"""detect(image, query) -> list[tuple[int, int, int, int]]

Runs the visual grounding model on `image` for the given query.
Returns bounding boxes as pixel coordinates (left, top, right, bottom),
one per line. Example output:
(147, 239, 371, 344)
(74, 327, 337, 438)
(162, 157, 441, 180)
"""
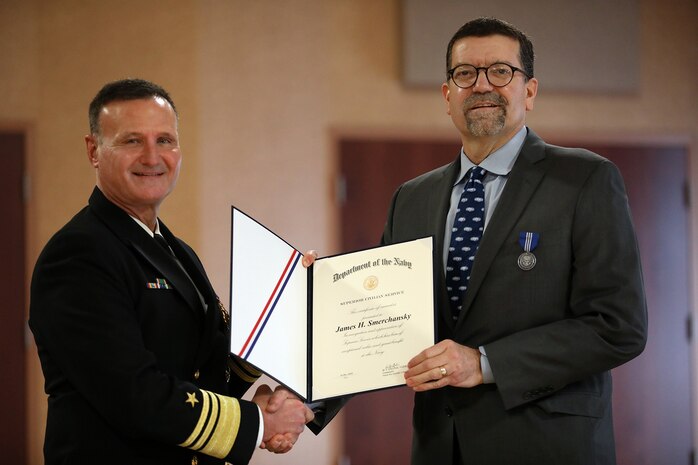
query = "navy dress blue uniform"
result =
(30, 187, 263, 465)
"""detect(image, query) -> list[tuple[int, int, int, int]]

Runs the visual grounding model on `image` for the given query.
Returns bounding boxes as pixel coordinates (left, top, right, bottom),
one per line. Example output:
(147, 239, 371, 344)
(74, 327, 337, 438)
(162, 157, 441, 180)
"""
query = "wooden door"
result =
(338, 138, 693, 465)
(0, 132, 27, 464)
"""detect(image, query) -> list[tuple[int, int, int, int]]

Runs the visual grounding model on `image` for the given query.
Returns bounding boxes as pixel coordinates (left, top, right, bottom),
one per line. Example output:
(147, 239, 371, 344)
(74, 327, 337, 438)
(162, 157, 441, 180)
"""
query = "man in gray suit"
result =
(388, 17, 647, 464)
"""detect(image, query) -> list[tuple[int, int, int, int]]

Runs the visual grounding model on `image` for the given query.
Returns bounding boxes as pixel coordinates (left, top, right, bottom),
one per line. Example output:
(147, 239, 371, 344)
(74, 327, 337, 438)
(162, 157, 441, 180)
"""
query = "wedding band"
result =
(439, 366, 447, 377)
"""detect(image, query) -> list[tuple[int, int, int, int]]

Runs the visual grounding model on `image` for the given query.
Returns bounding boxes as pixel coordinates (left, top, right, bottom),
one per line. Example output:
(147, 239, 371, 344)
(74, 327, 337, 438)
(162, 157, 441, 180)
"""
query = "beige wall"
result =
(1, 0, 696, 464)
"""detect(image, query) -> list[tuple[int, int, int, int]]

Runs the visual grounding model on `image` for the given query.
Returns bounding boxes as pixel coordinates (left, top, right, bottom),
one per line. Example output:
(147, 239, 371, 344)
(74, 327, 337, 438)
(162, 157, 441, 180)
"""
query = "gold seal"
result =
(363, 275, 379, 290)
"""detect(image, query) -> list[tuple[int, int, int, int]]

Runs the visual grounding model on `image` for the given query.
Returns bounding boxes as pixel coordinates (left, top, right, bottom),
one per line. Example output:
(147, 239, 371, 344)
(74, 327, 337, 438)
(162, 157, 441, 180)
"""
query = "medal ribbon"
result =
(518, 231, 539, 253)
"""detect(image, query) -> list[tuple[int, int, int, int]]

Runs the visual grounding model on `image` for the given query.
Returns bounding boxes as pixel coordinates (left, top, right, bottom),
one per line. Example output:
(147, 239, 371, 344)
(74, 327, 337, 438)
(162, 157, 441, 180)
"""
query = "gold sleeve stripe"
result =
(178, 390, 240, 459)
(199, 393, 241, 458)
(179, 390, 211, 448)
(190, 392, 220, 451)
(229, 358, 262, 383)
(239, 360, 263, 377)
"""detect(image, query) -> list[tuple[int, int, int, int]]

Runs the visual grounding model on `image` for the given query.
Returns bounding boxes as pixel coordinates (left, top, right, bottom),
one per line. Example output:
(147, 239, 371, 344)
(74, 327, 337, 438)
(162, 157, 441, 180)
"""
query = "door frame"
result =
(1, 122, 39, 465)
(0, 128, 28, 464)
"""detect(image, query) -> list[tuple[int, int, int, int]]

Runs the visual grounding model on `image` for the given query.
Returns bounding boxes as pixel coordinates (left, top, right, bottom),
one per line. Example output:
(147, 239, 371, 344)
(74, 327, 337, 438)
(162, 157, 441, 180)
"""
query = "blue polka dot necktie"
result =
(446, 166, 488, 320)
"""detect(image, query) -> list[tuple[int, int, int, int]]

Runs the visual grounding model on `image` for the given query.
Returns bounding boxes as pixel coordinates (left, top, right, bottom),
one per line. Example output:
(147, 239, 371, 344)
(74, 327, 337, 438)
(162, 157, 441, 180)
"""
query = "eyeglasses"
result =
(447, 63, 531, 89)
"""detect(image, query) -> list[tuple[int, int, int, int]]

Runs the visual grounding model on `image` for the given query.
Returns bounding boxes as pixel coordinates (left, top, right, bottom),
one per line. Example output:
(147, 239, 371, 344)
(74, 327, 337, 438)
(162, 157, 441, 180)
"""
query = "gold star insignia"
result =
(185, 392, 199, 408)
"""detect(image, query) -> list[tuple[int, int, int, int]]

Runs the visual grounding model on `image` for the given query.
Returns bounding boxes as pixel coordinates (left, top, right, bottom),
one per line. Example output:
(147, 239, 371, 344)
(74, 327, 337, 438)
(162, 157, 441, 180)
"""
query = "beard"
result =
(463, 93, 507, 137)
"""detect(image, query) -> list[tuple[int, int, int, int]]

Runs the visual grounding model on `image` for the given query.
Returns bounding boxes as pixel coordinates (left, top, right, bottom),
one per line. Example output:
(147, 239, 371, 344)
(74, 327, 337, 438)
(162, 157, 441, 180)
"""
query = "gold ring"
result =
(439, 366, 447, 377)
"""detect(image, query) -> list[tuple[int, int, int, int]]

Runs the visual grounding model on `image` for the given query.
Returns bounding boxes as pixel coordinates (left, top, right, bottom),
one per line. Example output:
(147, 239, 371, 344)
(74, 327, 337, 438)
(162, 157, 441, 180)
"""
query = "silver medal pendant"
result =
(517, 251, 536, 271)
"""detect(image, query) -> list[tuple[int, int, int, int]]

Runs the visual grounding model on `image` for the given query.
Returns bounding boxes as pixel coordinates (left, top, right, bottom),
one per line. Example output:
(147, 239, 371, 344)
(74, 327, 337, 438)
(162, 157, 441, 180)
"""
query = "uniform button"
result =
(445, 407, 453, 417)
(191, 454, 198, 465)
(193, 370, 200, 380)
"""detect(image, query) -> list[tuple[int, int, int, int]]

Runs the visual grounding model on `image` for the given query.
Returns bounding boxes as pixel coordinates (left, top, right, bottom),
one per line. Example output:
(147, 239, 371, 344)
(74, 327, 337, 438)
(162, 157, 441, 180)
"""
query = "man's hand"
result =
(301, 250, 318, 268)
(404, 339, 483, 391)
(252, 385, 314, 453)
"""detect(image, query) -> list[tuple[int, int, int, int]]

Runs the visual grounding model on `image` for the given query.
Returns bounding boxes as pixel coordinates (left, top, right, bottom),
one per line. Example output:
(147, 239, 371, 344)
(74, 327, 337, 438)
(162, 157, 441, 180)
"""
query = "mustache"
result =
(463, 93, 508, 110)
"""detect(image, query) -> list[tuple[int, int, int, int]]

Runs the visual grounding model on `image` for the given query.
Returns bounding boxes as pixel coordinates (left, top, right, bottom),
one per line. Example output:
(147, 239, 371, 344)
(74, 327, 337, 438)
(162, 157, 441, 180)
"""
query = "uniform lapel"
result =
(456, 131, 548, 324)
(89, 188, 223, 373)
(159, 221, 223, 369)
(88, 188, 205, 316)
(134, 241, 205, 316)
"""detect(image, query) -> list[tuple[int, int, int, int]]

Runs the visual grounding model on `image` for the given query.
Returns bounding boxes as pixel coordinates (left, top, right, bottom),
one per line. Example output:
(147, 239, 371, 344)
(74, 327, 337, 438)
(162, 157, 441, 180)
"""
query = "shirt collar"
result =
(130, 215, 161, 238)
(454, 126, 528, 186)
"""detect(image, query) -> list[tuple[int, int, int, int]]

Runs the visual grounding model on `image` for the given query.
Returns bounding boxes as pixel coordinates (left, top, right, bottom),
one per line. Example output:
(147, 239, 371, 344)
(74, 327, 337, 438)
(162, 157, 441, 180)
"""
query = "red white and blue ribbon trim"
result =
(237, 249, 302, 359)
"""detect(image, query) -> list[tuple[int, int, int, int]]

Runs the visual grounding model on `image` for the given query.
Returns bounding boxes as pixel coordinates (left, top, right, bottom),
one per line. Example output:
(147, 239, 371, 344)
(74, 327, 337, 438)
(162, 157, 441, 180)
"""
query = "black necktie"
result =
(154, 233, 175, 257)
(154, 233, 208, 312)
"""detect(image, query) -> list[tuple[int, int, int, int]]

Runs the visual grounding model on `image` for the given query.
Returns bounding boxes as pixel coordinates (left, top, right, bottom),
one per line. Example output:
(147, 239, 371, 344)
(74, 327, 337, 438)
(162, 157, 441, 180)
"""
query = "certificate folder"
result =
(230, 207, 435, 402)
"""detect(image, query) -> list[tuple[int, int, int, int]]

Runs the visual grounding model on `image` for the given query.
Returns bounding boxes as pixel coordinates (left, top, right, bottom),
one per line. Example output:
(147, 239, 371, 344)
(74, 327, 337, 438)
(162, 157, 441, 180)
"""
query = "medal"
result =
(517, 251, 537, 270)
(517, 231, 539, 271)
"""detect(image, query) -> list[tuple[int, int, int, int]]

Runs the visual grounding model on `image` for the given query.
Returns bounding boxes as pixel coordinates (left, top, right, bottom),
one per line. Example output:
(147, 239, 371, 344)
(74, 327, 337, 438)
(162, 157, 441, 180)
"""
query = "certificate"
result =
(229, 208, 435, 402)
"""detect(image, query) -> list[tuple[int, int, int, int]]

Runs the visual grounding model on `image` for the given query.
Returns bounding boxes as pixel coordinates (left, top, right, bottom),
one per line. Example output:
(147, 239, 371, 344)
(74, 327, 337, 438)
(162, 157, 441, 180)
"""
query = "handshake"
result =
(252, 384, 315, 454)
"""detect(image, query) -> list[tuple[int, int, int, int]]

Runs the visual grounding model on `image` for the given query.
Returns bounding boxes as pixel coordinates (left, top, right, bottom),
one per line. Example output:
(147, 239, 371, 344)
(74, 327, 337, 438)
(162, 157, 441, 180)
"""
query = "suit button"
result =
(445, 407, 453, 417)
(194, 370, 200, 380)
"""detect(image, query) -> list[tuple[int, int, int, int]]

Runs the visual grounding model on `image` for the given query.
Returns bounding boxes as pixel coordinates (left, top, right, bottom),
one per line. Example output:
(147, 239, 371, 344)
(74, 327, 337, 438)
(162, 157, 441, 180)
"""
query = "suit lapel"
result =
(429, 158, 462, 332)
(456, 131, 548, 324)
(430, 162, 459, 259)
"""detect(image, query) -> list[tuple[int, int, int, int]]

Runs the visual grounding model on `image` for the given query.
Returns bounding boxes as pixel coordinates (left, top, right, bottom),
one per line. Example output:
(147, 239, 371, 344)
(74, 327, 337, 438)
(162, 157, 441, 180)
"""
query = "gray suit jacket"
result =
(381, 129, 647, 465)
